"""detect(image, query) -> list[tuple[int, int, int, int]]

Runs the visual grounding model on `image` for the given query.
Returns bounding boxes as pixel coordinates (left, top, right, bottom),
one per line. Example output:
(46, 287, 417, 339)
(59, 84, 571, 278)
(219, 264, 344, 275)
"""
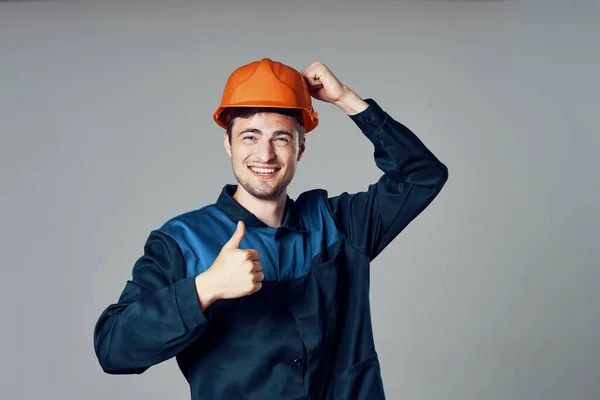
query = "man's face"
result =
(224, 112, 305, 200)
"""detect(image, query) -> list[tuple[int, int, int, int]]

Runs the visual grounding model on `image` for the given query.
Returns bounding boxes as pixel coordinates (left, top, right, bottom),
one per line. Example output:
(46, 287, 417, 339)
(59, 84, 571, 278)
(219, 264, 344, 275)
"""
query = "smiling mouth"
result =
(248, 166, 280, 177)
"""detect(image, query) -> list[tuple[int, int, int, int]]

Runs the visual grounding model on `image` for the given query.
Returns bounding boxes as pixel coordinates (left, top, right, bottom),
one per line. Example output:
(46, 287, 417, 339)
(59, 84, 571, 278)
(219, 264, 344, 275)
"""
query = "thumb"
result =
(224, 220, 245, 249)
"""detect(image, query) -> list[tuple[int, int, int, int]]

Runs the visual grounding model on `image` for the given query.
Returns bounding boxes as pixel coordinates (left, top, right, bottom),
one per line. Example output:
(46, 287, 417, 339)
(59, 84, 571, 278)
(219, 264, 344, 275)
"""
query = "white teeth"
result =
(251, 167, 277, 174)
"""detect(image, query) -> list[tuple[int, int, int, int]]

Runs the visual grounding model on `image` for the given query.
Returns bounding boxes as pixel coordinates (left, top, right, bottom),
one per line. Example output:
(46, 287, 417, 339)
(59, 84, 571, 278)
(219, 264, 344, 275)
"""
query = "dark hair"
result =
(225, 107, 305, 144)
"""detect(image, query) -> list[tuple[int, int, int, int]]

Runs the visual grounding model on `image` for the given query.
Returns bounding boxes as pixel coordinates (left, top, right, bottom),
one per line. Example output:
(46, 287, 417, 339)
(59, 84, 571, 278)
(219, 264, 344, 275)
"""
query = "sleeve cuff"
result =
(348, 98, 387, 135)
(175, 275, 208, 332)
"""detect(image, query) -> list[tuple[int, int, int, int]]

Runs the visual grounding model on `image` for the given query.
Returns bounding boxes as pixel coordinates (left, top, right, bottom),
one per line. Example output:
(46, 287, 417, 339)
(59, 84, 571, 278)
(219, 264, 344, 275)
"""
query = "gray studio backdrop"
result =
(1, 0, 598, 399)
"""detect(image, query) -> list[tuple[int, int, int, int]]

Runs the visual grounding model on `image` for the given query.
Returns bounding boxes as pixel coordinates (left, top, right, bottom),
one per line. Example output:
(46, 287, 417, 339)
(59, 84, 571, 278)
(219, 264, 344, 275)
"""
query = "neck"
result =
(233, 186, 288, 228)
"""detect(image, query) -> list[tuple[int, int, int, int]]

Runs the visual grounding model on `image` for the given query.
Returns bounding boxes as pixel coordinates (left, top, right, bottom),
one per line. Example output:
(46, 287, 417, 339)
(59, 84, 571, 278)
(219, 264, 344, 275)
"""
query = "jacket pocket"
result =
(336, 352, 386, 400)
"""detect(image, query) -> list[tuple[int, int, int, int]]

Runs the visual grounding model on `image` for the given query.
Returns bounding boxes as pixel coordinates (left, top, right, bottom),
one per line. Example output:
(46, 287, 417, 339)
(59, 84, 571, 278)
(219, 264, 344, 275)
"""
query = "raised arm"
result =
(326, 91, 448, 260)
(299, 62, 448, 261)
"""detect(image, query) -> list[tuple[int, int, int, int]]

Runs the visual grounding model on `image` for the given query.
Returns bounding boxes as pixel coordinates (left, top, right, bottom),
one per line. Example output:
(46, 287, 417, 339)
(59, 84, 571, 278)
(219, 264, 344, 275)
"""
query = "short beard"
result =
(233, 167, 291, 200)
(235, 175, 289, 200)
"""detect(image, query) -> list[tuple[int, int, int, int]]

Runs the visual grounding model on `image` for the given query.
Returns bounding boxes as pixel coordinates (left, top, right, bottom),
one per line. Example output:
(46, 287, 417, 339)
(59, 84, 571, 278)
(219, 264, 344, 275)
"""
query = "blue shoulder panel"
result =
(157, 189, 343, 282)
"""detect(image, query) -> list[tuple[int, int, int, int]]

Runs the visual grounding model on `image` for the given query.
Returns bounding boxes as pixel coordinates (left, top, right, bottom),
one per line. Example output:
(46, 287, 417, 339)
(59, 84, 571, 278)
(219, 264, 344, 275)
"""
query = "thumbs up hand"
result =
(195, 221, 264, 309)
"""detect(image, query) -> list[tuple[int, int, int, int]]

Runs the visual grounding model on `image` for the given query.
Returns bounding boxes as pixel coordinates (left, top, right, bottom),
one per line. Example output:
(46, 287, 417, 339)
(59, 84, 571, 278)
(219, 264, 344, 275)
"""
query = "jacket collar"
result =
(215, 184, 306, 233)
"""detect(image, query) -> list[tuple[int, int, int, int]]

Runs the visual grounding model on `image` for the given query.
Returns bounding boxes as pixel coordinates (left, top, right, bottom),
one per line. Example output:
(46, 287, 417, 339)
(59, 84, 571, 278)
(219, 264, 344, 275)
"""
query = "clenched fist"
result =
(300, 61, 348, 104)
(195, 221, 264, 311)
(300, 61, 369, 116)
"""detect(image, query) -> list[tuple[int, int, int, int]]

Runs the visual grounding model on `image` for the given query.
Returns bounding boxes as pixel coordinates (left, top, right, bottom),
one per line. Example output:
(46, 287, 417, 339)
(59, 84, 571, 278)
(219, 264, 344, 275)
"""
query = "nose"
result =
(255, 137, 276, 162)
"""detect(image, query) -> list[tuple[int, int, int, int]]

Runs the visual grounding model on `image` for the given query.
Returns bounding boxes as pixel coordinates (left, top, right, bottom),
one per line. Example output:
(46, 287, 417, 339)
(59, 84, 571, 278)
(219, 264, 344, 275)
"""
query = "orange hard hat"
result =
(212, 58, 319, 133)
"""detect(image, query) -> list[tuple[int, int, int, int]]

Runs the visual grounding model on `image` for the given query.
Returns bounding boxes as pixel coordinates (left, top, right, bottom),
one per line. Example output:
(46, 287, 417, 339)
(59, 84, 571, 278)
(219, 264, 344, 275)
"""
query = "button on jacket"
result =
(93, 98, 449, 399)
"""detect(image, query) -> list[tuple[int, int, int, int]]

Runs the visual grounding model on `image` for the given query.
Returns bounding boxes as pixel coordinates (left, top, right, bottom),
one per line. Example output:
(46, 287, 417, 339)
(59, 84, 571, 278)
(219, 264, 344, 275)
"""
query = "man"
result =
(94, 58, 448, 399)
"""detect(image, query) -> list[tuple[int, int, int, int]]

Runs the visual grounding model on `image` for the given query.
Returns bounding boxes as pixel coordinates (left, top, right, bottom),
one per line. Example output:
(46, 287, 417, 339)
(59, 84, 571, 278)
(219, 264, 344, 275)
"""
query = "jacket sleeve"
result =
(326, 98, 449, 261)
(93, 230, 209, 374)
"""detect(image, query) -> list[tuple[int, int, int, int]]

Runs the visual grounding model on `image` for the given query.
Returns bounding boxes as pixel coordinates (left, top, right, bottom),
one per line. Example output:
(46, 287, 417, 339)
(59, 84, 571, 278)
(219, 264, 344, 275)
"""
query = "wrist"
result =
(334, 87, 369, 116)
(195, 271, 219, 311)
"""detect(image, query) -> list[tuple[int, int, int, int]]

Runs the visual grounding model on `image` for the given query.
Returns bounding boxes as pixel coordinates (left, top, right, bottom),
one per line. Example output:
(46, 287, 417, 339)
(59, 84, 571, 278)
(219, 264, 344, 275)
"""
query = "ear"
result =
(224, 130, 232, 158)
(297, 135, 306, 162)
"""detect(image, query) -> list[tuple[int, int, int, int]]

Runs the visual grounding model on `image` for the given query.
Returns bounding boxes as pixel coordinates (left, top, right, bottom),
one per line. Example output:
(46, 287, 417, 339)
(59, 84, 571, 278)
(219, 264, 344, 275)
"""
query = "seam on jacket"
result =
(375, 182, 415, 259)
(155, 229, 188, 278)
(320, 189, 370, 260)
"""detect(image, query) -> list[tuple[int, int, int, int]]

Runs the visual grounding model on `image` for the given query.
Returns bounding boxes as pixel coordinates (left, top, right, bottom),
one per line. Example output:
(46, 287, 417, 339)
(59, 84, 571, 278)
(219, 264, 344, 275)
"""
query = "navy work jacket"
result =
(94, 98, 449, 399)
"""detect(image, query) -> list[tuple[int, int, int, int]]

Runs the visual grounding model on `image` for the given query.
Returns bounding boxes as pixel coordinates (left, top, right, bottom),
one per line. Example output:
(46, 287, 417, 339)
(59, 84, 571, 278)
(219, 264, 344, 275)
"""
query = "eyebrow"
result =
(237, 128, 294, 139)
